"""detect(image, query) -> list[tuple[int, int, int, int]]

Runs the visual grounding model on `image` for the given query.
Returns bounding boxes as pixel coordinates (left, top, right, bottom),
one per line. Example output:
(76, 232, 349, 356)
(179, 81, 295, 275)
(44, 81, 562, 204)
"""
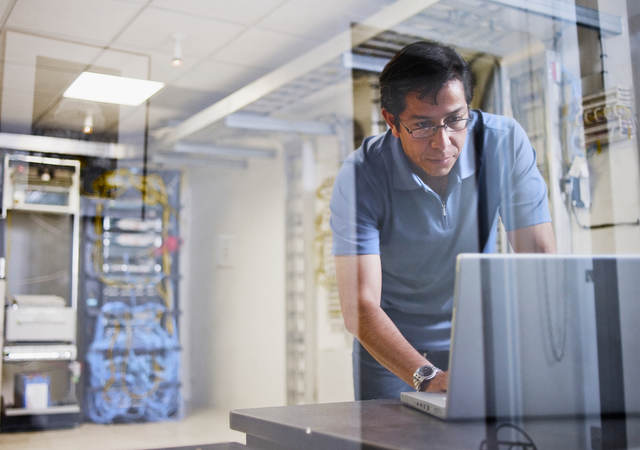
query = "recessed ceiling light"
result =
(63, 72, 165, 106)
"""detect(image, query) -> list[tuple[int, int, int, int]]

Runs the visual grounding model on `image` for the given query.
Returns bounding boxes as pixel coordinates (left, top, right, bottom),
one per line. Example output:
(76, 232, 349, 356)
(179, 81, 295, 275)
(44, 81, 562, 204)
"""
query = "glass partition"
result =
(0, 0, 638, 448)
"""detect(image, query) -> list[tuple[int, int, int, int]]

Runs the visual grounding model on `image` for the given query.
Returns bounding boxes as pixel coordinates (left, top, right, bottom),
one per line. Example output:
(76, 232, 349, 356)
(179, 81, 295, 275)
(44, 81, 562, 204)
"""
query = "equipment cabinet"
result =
(0, 154, 81, 431)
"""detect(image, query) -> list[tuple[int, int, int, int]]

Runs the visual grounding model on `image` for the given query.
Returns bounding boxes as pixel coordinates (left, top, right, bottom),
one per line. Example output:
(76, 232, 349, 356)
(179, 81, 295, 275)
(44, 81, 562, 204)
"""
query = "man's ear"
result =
(381, 108, 401, 138)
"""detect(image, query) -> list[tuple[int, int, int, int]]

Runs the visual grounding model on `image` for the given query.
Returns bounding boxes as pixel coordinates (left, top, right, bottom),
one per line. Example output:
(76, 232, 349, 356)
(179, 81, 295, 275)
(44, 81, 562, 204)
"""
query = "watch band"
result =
(412, 364, 440, 391)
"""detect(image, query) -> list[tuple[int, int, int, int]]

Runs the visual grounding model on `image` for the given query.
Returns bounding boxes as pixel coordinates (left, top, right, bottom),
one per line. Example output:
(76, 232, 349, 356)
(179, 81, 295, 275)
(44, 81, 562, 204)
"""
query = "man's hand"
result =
(425, 370, 449, 393)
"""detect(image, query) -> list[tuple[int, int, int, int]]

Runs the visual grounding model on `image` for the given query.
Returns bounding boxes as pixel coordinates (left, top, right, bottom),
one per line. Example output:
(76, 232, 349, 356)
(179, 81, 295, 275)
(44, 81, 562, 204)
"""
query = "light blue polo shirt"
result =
(330, 110, 551, 351)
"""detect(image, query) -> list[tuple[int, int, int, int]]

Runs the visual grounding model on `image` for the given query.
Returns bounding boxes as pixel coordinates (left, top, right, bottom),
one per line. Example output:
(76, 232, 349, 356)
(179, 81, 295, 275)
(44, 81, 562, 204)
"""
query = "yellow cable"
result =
(92, 169, 176, 405)
(102, 317, 122, 404)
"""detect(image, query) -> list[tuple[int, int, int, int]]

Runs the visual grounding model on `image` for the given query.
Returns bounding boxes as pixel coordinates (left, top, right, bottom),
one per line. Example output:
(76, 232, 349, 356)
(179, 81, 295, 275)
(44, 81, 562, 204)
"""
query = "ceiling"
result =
(0, 0, 623, 160)
(0, 0, 396, 145)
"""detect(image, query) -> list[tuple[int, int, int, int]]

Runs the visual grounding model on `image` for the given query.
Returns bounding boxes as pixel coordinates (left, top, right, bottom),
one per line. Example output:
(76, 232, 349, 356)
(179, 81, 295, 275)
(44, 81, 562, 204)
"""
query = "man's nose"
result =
(430, 126, 449, 150)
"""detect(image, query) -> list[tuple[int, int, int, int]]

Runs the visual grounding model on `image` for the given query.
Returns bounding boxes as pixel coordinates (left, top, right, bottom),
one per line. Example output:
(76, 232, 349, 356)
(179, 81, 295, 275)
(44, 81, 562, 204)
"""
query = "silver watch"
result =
(412, 364, 440, 391)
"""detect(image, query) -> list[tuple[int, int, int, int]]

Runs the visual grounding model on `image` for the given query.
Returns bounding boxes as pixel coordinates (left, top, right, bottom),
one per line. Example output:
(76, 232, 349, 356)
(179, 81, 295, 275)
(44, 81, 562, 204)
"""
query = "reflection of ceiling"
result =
(159, 0, 623, 145)
(0, 0, 623, 157)
(32, 56, 120, 140)
(0, 0, 396, 136)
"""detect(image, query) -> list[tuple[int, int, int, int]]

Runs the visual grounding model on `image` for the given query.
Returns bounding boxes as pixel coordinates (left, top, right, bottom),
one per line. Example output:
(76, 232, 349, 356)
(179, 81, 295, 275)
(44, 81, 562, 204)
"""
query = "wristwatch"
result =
(412, 364, 440, 391)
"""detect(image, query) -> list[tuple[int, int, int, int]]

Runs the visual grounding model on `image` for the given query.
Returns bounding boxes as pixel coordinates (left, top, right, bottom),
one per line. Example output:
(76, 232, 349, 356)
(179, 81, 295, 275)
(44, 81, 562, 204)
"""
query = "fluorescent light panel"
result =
(174, 142, 276, 159)
(64, 72, 165, 106)
(153, 152, 248, 169)
(225, 113, 334, 135)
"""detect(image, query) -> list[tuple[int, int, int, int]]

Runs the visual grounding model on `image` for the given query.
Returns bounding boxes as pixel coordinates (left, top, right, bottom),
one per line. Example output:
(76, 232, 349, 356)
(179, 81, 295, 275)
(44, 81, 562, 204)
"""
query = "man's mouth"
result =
(426, 156, 453, 164)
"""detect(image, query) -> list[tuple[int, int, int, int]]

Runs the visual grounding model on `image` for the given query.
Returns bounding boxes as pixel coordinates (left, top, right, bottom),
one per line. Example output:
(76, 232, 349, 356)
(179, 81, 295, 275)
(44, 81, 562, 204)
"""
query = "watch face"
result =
(419, 365, 436, 378)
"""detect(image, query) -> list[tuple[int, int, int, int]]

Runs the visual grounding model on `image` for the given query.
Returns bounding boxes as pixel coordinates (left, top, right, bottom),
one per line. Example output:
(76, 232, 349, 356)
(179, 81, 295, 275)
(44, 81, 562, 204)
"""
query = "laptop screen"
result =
(446, 254, 640, 421)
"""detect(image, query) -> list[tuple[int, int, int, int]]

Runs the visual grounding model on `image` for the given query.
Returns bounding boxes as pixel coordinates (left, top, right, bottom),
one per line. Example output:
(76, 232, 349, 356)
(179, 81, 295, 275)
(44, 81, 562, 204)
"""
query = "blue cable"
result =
(86, 301, 180, 423)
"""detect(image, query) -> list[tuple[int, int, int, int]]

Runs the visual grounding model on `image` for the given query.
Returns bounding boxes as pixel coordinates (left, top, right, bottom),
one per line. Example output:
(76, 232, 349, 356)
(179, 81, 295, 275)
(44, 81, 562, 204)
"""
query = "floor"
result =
(0, 408, 245, 450)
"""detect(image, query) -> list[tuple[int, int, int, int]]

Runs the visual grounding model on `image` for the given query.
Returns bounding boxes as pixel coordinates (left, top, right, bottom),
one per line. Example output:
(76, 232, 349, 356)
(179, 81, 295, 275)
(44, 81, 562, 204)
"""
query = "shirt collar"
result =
(389, 110, 479, 191)
(390, 132, 421, 190)
(458, 109, 478, 180)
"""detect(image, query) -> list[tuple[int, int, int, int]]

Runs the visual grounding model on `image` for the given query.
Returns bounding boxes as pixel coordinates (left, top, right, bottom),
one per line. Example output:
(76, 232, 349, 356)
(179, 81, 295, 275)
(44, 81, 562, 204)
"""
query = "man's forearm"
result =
(335, 254, 447, 392)
(354, 300, 431, 388)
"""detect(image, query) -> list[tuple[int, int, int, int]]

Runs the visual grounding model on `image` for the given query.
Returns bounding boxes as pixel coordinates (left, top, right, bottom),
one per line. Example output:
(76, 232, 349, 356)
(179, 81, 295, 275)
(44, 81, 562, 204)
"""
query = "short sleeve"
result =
(330, 159, 381, 255)
(499, 121, 552, 231)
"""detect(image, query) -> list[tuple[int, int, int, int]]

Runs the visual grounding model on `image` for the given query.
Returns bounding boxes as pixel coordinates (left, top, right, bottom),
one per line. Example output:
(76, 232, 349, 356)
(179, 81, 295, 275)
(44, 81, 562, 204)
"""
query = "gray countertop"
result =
(231, 399, 639, 449)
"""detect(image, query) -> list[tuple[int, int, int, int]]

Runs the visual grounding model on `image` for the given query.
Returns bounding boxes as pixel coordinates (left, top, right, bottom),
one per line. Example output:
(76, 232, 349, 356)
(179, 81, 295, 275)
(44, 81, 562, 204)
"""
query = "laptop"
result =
(401, 254, 640, 420)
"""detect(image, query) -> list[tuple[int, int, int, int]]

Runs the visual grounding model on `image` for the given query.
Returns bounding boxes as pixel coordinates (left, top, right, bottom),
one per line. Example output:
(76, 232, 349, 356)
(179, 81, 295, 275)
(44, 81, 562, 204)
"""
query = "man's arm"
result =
(335, 254, 447, 392)
(507, 222, 556, 253)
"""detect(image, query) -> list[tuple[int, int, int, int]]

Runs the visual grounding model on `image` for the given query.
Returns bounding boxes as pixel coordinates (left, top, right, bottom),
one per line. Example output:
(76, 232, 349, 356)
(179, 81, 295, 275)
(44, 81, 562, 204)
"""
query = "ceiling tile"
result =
(0, 0, 12, 17)
(213, 27, 316, 70)
(150, 85, 224, 116)
(258, 0, 396, 40)
(172, 59, 265, 93)
(114, 6, 245, 58)
(147, 104, 186, 131)
(151, 0, 283, 26)
(258, 1, 351, 41)
(7, 0, 143, 46)
(324, 0, 398, 22)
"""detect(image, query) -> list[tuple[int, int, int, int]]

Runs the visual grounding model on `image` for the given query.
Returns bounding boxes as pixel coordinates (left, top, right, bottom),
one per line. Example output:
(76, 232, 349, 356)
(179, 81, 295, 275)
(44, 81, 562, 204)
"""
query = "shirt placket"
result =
(435, 177, 462, 229)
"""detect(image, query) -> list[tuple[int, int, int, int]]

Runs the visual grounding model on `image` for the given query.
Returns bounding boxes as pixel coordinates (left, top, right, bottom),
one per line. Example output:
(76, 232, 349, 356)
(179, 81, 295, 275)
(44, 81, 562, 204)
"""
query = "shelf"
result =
(86, 381, 181, 393)
(4, 203, 77, 215)
(84, 307, 181, 318)
(4, 404, 80, 416)
(87, 345, 181, 354)
(3, 344, 77, 362)
(0, 132, 137, 159)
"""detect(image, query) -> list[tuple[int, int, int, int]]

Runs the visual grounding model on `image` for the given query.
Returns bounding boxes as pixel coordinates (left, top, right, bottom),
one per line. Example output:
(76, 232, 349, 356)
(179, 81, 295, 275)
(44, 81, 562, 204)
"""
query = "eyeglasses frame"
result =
(398, 107, 472, 139)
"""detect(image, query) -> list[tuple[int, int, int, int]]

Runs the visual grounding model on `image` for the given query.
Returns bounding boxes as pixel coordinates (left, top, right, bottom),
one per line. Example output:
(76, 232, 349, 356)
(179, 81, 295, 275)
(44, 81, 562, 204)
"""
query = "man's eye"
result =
(416, 122, 434, 129)
(446, 116, 464, 123)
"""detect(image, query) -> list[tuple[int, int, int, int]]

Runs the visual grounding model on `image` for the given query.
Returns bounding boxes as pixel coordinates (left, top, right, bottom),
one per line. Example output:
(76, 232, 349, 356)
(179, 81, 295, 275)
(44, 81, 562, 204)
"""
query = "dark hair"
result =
(379, 41, 474, 120)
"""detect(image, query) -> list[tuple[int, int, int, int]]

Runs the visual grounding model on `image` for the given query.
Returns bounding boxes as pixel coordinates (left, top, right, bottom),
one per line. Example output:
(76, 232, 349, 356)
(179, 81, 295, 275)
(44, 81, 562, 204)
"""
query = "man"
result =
(330, 41, 556, 400)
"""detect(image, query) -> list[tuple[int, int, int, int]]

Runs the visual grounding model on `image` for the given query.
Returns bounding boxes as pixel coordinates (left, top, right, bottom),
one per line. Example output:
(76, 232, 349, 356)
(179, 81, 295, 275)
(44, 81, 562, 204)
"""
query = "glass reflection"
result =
(0, 1, 637, 449)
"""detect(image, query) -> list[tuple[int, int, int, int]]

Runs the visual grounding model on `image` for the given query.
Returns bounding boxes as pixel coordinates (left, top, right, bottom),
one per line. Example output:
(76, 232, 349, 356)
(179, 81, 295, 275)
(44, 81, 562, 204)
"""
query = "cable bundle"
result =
(86, 301, 180, 423)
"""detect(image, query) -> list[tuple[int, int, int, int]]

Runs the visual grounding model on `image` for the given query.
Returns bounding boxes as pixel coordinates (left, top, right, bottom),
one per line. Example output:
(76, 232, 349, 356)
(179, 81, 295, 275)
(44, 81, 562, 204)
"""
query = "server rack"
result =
(79, 168, 182, 423)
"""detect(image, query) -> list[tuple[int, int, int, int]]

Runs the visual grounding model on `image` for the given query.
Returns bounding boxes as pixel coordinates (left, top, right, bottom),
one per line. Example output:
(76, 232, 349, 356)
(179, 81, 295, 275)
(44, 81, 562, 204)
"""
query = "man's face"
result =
(382, 79, 469, 179)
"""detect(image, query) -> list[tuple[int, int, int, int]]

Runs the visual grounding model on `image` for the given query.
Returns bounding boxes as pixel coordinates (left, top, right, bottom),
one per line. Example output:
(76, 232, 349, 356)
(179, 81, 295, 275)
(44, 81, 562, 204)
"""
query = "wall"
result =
(312, 133, 354, 403)
(181, 152, 287, 411)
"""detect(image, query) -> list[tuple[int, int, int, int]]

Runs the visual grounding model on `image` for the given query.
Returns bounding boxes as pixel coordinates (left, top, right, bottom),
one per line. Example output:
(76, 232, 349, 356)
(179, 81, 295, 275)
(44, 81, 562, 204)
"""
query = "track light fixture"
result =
(172, 33, 184, 67)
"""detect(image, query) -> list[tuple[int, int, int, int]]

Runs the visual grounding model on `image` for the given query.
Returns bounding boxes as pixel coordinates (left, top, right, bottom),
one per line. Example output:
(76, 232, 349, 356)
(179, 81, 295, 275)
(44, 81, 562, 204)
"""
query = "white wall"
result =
(312, 134, 355, 403)
(181, 153, 287, 411)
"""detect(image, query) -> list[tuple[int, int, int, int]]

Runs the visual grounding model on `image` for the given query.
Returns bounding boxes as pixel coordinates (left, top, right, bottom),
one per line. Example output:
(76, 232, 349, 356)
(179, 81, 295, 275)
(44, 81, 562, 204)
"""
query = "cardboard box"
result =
(14, 373, 50, 409)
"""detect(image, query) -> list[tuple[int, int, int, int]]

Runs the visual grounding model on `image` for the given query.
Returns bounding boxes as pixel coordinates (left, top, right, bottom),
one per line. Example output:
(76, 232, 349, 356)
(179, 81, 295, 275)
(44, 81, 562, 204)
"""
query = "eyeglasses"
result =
(399, 112, 471, 139)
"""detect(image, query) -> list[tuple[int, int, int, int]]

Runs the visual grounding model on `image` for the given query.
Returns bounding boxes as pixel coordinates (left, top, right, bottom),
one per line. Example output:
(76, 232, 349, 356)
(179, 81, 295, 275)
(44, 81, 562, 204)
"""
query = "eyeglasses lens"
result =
(412, 119, 469, 138)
